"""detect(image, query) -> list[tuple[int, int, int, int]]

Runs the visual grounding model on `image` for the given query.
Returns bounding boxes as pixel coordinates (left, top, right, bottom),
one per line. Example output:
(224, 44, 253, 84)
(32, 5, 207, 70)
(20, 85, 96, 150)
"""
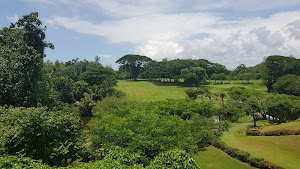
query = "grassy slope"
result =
(116, 80, 267, 102)
(222, 121, 300, 169)
(116, 80, 188, 101)
(261, 120, 300, 132)
(194, 146, 255, 169)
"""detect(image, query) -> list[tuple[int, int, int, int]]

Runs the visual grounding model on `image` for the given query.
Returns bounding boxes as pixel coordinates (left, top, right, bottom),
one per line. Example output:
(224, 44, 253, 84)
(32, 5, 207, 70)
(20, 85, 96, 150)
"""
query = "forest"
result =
(1, 12, 300, 169)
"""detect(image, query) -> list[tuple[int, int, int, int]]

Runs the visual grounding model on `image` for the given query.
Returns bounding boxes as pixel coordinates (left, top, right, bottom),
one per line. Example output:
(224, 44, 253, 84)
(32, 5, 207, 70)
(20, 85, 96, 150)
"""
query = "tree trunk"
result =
(252, 113, 257, 127)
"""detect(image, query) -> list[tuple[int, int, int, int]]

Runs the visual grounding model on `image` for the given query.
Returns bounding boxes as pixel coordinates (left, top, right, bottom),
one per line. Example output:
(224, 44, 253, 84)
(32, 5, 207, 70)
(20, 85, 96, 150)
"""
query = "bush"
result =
(246, 129, 300, 136)
(147, 149, 199, 169)
(0, 107, 83, 166)
(0, 156, 51, 169)
(213, 141, 283, 169)
(245, 129, 263, 136)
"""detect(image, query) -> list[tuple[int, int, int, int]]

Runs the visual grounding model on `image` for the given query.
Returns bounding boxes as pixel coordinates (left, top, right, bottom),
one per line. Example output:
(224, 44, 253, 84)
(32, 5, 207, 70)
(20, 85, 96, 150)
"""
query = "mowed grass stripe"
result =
(116, 80, 188, 101)
(194, 146, 255, 169)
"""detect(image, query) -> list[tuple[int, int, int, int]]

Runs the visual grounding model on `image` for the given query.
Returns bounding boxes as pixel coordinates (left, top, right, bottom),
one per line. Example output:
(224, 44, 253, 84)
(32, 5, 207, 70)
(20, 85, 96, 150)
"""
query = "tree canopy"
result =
(116, 54, 152, 80)
(0, 12, 53, 107)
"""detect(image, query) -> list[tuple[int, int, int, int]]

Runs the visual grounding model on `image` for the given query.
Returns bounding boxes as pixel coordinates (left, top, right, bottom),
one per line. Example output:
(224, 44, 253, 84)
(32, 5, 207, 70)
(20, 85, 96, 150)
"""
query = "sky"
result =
(1, 0, 300, 70)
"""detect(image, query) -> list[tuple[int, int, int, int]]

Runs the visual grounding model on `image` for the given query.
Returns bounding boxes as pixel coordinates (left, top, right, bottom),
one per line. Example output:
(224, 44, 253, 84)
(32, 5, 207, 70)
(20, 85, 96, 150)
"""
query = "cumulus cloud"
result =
(134, 40, 184, 60)
(23, 0, 300, 69)
(287, 20, 300, 39)
(45, 12, 220, 43)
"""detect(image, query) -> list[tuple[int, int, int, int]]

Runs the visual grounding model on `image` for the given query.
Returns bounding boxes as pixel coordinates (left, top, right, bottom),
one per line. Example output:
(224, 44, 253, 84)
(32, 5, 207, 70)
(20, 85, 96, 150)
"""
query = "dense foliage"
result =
(89, 97, 229, 167)
(0, 12, 53, 107)
(116, 54, 152, 80)
(0, 107, 83, 166)
(263, 55, 300, 92)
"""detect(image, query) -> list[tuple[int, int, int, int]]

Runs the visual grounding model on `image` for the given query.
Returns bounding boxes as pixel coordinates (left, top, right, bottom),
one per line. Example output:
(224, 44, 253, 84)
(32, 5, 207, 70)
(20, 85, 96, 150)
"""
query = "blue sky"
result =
(1, 0, 300, 69)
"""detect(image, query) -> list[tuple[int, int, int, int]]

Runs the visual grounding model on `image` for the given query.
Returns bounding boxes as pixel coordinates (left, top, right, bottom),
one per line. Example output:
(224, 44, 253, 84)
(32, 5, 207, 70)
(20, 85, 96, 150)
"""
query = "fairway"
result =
(194, 146, 255, 169)
(222, 123, 300, 169)
(116, 80, 188, 101)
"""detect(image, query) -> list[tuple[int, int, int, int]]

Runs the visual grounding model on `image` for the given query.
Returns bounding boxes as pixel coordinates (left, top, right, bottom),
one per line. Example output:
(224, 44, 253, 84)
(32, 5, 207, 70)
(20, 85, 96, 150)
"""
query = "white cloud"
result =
(287, 20, 300, 40)
(6, 14, 19, 23)
(192, 0, 300, 11)
(84, 0, 178, 18)
(45, 12, 220, 43)
(131, 11, 300, 69)
(23, 0, 300, 69)
(134, 40, 184, 60)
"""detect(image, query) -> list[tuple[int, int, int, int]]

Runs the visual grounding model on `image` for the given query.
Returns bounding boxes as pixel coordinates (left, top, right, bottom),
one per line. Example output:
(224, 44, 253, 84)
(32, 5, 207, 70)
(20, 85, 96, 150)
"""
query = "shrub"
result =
(0, 107, 83, 166)
(246, 129, 300, 136)
(147, 149, 200, 169)
(245, 129, 263, 136)
(0, 156, 51, 169)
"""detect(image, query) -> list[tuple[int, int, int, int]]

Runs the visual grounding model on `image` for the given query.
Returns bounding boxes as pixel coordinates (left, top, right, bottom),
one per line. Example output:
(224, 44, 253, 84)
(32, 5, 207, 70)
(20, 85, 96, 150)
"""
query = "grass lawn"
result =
(260, 120, 300, 132)
(207, 82, 267, 94)
(116, 80, 267, 101)
(194, 146, 255, 169)
(222, 122, 300, 169)
(116, 80, 188, 101)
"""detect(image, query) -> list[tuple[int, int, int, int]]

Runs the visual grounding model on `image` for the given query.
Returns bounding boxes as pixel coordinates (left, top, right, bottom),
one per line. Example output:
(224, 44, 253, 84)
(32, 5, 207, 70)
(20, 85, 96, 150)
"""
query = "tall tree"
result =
(116, 54, 152, 80)
(0, 12, 53, 107)
(263, 55, 300, 92)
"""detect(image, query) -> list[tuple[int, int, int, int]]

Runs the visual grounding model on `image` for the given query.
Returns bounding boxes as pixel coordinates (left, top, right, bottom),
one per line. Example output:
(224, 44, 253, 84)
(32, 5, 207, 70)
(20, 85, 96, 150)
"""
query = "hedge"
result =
(246, 129, 300, 136)
(213, 141, 283, 169)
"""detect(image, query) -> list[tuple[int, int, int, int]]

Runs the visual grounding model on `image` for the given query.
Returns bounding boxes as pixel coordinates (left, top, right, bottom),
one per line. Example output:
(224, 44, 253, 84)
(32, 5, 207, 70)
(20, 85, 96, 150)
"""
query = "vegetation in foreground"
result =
(1, 12, 300, 169)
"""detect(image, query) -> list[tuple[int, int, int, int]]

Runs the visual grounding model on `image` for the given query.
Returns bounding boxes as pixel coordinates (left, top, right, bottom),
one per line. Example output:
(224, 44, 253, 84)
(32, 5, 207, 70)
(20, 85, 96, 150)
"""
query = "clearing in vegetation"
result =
(116, 80, 267, 101)
(116, 80, 188, 101)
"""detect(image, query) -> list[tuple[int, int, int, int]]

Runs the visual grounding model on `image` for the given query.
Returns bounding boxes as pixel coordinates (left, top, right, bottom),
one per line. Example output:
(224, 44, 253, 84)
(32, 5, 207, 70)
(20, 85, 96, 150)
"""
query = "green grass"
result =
(116, 80, 188, 101)
(194, 146, 255, 169)
(222, 122, 300, 169)
(260, 121, 300, 132)
(116, 80, 267, 101)
(207, 82, 267, 94)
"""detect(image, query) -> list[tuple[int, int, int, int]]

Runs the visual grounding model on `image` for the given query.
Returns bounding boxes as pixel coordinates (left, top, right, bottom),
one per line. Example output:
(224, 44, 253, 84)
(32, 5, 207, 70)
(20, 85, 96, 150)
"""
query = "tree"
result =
(244, 97, 262, 127)
(232, 64, 247, 76)
(0, 107, 83, 166)
(211, 73, 226, 84)
(181, 67, 206, 86)
(263, 55, 300, 92)
(228, 86, 251, 103)
(272, 74, 300, 96)
(0, 12, 53, 107)
(264, 94, 296, 122)
(238, 73, 253, 84)
(116, 54, 152, 80)
(51, 76, 74, 104)
(219, 92, 226, 105)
